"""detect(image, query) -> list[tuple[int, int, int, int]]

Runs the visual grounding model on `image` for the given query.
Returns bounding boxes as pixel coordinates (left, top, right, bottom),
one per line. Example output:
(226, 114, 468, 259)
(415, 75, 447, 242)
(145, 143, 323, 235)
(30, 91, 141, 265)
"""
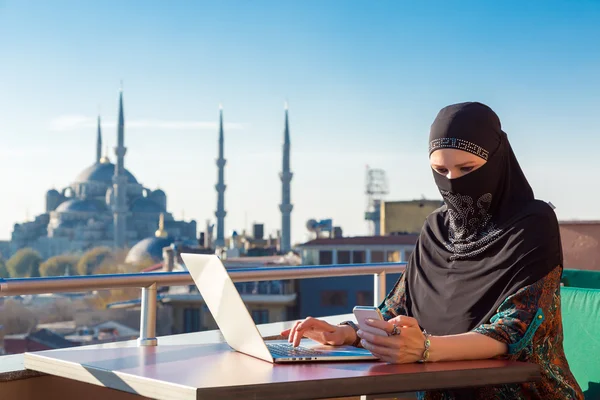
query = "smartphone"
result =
(353, 306, 389, 337)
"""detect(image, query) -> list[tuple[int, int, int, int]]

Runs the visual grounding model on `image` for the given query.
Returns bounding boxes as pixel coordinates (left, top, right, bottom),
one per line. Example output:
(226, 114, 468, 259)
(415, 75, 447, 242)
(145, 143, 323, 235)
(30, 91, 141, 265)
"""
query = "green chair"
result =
(561, 286, 600, 399)
(561, 269, 600, 290)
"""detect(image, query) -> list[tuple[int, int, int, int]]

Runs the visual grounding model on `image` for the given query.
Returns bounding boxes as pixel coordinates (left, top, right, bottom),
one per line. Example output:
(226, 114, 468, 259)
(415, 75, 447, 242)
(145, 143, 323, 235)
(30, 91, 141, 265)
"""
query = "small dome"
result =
(131, 197, 163, 213)
(75, 162, 137, 184)
(46, 189, 60, 196)
(125, 237, 174, 264)
(55, 199, 107, 213)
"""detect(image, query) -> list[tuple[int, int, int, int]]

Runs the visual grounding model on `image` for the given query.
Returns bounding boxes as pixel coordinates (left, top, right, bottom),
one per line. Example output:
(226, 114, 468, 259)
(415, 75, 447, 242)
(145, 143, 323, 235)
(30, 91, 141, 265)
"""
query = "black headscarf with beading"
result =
(402, 102, 562, 335)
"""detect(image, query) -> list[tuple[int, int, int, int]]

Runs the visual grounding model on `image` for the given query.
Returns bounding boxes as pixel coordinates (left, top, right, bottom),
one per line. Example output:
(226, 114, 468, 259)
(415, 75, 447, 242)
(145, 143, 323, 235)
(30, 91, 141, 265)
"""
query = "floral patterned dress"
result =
(378, 266, 583, 399)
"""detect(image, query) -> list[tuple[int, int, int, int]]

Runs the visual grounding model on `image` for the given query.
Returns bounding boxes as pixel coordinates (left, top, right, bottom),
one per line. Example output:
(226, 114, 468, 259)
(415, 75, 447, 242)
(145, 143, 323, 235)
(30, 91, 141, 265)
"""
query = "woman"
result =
(282, 102, 583, 399)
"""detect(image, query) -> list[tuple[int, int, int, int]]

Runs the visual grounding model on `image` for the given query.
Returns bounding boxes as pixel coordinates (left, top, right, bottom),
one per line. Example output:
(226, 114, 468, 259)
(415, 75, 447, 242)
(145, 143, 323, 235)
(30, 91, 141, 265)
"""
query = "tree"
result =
(0, 256, 9, 278)
(0, 299, 38, 334)
(39, 255, 80, 277)
(86, 248, 148, 309)
(6, 248, 42, 278)
(76, 246, 113, 275)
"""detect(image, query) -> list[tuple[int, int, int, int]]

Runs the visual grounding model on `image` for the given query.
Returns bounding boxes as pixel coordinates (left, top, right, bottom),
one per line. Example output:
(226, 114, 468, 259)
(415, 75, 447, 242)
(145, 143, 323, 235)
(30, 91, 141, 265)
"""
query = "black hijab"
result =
(402, 102, 562, 335)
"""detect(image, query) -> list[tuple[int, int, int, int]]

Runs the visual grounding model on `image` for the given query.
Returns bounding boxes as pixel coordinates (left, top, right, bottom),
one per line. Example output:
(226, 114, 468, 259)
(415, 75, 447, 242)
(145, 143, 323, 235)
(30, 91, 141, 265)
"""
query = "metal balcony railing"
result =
(0, 262, 406, 347)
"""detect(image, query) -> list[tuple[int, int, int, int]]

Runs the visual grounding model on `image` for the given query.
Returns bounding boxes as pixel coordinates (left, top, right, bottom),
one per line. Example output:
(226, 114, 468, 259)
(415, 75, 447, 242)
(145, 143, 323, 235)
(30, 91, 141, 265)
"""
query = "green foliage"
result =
(0, 256, 9, 278)
(77, 246, 114, 275)
(6, 248, 42, 278)
(39, 255, 80, 277)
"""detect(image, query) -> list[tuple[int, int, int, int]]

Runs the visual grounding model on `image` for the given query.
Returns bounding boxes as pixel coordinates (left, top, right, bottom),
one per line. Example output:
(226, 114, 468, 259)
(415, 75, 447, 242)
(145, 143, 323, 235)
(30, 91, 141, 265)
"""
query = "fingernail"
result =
(361, 339, 366, 346)
(366, 318, 374, 323)
(357, 329, 363, 336)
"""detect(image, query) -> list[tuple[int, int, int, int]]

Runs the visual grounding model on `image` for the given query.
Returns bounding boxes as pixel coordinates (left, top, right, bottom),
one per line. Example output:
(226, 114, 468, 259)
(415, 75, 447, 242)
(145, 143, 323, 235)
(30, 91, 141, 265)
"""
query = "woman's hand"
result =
(281, 317, 355, 347)
(358, 315, 426, 364)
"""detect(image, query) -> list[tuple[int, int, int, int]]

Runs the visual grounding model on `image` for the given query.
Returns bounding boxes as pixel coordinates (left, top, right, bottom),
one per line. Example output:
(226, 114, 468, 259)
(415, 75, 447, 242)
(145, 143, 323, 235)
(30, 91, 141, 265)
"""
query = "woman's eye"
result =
(460, 166, 474, 172)
(435, 168, 448, 174)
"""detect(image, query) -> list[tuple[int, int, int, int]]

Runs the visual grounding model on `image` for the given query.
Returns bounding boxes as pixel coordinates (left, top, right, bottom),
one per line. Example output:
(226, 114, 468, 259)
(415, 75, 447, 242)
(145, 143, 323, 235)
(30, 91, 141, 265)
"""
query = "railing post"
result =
(374, 271, 386, 307)
(137, 283, 158, 346)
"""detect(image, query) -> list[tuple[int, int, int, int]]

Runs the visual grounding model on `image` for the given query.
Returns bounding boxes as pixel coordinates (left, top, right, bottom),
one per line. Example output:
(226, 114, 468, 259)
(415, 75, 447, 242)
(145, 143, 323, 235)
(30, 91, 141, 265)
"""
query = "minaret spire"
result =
(112, 86, 128, 249)
(96, 115, 103, 163)
(214, 104, 227, 248)
(279, 101, 293, 253)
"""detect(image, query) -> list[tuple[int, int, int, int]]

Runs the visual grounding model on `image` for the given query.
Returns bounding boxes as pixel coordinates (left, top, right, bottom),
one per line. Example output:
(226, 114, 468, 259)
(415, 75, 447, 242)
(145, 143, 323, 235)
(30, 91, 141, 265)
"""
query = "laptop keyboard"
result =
(267, 343, 324, 357)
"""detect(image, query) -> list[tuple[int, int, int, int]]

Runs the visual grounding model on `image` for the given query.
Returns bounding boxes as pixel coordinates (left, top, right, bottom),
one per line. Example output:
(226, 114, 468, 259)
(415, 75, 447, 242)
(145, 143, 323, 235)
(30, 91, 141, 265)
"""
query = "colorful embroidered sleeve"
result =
(420, 266, 583, 399)
(469, 266, 583, 400)
(378, 272, 408, 320)
(473, 266, 561, 354)
(472, 269, 556, 354)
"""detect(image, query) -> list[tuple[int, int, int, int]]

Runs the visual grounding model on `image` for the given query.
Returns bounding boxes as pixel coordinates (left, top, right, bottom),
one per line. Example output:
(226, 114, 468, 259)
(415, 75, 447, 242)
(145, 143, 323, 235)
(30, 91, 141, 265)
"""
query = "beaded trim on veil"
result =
(429, 138, 489, 160)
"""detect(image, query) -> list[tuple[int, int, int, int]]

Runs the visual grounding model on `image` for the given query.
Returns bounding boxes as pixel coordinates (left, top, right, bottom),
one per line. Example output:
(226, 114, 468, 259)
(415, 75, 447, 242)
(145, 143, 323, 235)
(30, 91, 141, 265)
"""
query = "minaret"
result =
(279, 102, 293, 253)
(112, 86, 128, 249)
(96, 115, 102, 163)
(214, 104, 227, 248)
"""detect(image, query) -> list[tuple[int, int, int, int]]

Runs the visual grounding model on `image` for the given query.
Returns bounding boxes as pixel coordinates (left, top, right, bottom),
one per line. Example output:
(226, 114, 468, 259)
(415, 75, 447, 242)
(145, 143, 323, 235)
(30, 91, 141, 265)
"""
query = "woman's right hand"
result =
(280, 317, 356, 347)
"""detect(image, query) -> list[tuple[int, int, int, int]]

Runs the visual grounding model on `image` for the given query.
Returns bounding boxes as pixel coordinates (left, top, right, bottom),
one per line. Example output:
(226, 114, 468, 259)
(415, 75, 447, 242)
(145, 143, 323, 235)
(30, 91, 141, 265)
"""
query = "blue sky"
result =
(0, 0, 599, 244)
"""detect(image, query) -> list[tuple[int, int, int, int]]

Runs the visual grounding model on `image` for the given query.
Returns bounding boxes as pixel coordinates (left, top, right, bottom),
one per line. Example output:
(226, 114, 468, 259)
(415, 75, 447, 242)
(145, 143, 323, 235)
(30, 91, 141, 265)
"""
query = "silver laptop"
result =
(181, 253, 377, 363)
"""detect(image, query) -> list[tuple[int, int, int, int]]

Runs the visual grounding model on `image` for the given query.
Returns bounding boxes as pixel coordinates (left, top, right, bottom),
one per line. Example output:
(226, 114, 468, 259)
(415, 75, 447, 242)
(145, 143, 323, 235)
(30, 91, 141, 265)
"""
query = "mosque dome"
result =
(125, 236, 174, 264)
(75, 161, 137, 184)
(56, 220, 79, 229)
(55, 199, 108, 213)
(131, 197, 164, 213)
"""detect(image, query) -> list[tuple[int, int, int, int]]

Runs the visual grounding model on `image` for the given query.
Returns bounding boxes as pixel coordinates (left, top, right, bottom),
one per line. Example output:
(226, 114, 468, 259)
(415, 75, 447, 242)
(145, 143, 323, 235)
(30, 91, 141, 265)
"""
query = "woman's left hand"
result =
(358, 316, 426, 364)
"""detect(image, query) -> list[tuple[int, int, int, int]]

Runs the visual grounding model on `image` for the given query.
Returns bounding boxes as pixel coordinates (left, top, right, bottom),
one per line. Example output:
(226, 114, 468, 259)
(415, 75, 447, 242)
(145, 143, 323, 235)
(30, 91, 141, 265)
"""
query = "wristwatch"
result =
(339, 320, 361, 347)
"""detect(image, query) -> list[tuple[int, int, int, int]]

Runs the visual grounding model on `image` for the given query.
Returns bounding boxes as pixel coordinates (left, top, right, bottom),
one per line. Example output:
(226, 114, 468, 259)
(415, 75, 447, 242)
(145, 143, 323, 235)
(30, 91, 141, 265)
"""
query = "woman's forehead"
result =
(429, 148, 485, 164)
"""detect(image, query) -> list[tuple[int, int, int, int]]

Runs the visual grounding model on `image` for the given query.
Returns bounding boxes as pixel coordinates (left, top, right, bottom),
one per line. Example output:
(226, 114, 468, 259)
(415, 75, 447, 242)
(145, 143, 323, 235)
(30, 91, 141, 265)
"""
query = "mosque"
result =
(8, 89, 294, 265)
(9, 90, 198, 261)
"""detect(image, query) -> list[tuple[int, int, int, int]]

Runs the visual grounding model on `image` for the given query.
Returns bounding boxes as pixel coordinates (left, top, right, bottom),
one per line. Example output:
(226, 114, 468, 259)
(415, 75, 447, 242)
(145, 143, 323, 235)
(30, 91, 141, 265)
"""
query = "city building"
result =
(8, 90, 197, 259)
(115, 245, 301, 334)
(294, 235, 417, 318)
(3, 329, 79, 354)
(0, 241, 9, 259)
(298, 234, 418, 265)
(3, 320, 139, 355)
(6, 98, 297, 262)
(380, 199, 443, 235)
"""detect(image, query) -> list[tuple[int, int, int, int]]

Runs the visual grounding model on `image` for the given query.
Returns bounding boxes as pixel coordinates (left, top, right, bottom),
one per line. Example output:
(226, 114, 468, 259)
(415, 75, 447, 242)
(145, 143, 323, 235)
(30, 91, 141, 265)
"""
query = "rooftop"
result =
(299, 234, 419, 247)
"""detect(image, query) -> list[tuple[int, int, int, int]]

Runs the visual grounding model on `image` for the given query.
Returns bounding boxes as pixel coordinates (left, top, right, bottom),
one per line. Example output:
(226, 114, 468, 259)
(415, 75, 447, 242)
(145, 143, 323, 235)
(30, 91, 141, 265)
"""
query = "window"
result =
(356, 291, 374, 306)
(321, 290, 348, 307)
(270, 280, 283, 294)
(319, 250, 333, 265)
(183, 307, 201, 333)
(251, 309, 269, 324)
(352, 250, 366, 264)
(387, 251, 400, 262)
(234, 282, 245, 293)
(337, 250, 351, 264)
(302, 249, 318, 265)
(371, 251, 385, 263)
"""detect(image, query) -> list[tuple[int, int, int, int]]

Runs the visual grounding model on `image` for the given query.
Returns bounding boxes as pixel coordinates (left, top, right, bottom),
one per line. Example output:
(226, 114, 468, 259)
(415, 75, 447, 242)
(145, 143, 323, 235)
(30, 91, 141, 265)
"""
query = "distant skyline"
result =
(1, 0, 599, 244)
